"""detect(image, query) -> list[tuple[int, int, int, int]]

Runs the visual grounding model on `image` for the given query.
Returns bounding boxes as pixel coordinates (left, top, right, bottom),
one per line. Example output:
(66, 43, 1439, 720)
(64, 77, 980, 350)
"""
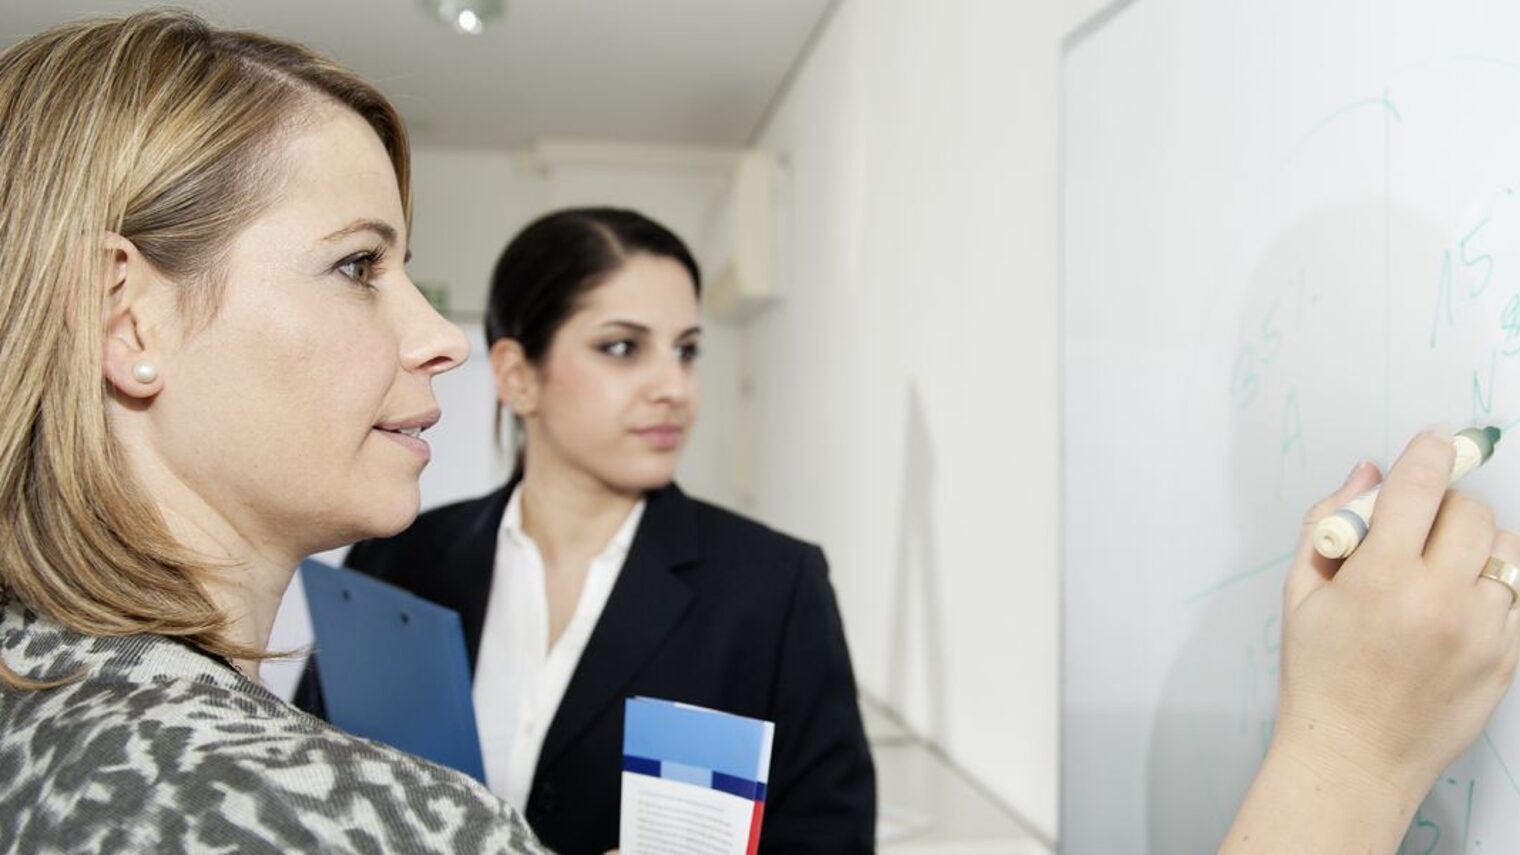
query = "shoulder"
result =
(652, 488, 828, 602)
(681, 491, 825, 569)
(215, 710, 538, 851)
(11, 670, 541, 853)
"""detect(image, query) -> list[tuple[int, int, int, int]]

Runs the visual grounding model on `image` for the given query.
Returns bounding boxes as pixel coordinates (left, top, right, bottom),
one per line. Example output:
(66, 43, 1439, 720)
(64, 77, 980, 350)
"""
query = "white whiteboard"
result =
(1064, 1, 1520, 852)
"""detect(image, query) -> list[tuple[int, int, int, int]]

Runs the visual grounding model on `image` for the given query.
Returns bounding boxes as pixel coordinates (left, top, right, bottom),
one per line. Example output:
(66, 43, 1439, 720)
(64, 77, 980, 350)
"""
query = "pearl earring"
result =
(131, 361, 158, 384)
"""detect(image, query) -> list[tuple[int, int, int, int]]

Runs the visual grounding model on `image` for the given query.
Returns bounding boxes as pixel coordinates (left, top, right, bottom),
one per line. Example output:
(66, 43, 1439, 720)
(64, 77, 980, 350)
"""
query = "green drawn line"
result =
(1462, 777, 1474, 854)
(1278, 96, 1403, 176)
(1184, 550, 1295, 604)
(1482, 730, 1520, 799)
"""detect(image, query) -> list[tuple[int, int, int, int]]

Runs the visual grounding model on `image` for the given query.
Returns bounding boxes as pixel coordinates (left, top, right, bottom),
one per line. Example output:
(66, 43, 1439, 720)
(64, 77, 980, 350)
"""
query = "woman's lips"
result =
(375, 427, 432, 461)
(634, 426, 684, 451)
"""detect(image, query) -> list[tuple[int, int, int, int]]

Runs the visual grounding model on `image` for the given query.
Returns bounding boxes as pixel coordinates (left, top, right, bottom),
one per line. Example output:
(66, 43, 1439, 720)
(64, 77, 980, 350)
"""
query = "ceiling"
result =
(0, 0, 834, 147)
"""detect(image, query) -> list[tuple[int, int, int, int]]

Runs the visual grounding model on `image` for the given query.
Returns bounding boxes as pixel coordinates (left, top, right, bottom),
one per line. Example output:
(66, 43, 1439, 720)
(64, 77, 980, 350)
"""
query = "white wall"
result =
(745, 0, 1106, 838)
(409, 148, 546, 326)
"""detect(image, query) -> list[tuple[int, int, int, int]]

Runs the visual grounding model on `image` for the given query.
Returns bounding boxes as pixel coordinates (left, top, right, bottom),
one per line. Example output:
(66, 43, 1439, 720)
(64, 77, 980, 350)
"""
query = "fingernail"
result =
(1346, 459, 1368, 483)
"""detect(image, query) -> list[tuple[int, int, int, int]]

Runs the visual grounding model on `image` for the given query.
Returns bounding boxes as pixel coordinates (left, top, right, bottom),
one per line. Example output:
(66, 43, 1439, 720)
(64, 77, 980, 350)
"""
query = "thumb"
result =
(1284, 459, 1384, 611)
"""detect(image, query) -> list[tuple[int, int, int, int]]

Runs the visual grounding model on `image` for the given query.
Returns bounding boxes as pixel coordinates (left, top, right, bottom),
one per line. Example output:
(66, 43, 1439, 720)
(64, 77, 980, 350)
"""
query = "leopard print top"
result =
(0, 591, 551, 854)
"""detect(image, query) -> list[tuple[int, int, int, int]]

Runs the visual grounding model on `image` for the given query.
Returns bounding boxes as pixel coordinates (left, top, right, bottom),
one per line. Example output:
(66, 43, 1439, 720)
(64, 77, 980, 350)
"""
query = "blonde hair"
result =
(0, 10, 411, 687)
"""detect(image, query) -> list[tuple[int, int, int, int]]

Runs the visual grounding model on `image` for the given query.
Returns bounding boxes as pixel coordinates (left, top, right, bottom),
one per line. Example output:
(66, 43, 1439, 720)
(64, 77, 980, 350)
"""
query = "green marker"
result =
(1313, 426, 1502, 559)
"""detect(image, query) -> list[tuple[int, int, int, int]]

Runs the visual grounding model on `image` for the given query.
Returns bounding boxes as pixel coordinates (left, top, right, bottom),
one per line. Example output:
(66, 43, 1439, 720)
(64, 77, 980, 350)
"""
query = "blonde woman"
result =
(0, 11, 546, 853)
(0, 11, 1514, 855)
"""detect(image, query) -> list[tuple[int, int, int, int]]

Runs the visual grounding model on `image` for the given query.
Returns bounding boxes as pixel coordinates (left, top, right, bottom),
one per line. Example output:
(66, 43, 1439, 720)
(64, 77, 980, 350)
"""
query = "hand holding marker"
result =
(1313, 426, 1502, 559)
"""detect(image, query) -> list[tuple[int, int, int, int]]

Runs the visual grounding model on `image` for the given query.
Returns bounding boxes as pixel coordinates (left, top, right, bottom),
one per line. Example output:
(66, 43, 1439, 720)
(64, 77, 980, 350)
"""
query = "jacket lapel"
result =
(437, 480, 515, 672)
(534, 483, 700, 774)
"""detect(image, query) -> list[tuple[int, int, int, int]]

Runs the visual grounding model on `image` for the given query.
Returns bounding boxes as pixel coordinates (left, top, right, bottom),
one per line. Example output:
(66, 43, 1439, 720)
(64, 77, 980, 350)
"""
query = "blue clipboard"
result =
(300, 558, 485, 781)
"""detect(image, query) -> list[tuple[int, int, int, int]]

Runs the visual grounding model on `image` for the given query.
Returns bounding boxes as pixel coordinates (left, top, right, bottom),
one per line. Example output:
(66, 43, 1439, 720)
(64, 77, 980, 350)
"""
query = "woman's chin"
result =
(368, 501, 422, 539)
(605, 468, 677, 496)
(332, 489, 422, 544)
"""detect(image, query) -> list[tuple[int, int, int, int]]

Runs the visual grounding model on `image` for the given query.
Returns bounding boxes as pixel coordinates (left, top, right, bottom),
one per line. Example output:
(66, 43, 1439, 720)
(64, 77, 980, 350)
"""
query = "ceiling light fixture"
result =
(421, 0, 504, 36)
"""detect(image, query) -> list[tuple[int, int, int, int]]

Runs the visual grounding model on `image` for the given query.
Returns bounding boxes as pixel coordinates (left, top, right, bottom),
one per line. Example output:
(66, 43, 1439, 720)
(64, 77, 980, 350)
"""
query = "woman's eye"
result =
(678, 342, 701, 362)
(601, 340, 636, 358)
(336, 253, 378, 287)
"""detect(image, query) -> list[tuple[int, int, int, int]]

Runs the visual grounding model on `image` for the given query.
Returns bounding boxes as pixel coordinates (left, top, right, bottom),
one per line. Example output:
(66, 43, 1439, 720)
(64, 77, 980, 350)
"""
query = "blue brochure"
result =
(300, 558, 485, 782)
(621, 697, 775, 855)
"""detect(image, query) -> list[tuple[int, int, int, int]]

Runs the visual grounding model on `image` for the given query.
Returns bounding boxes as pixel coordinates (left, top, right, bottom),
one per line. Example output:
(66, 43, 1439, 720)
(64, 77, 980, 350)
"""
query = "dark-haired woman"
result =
(298, 207, 877, 854)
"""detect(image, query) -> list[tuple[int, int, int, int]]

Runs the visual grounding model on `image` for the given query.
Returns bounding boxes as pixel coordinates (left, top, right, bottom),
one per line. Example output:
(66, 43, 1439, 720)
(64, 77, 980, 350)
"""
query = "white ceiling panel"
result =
(0, 0, 833, 146)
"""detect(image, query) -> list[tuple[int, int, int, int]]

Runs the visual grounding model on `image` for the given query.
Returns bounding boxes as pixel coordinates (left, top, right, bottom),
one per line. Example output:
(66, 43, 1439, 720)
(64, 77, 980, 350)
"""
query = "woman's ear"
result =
(489, 338, 539, 417)
(99, 232, 167, 400)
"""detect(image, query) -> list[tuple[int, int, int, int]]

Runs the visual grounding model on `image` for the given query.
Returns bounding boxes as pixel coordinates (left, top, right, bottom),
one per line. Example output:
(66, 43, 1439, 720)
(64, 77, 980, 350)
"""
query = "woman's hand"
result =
(1223, 431, 1520, 854)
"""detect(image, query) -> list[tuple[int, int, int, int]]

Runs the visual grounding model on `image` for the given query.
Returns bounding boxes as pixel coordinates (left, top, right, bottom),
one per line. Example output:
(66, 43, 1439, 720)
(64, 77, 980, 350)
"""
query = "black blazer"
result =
(295, 481, 876, 854)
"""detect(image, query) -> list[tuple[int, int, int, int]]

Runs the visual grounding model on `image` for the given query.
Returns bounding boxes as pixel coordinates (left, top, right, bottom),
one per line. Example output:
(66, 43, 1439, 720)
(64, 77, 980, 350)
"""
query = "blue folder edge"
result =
(300, 558, 485, 782)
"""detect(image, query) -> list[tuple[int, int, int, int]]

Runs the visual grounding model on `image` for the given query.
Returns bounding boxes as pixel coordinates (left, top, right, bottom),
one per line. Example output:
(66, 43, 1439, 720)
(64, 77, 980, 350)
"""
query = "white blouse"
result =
(473, 486, 646, 810)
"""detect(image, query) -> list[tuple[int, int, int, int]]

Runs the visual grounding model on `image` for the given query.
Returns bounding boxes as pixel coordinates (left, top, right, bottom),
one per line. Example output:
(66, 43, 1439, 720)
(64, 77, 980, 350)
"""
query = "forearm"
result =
(1221, 717, 1424, 855)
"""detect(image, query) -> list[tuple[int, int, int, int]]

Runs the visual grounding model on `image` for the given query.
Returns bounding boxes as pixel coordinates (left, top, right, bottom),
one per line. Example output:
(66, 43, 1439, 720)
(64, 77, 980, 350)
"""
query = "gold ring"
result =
(1480, 556, 1520, 607)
